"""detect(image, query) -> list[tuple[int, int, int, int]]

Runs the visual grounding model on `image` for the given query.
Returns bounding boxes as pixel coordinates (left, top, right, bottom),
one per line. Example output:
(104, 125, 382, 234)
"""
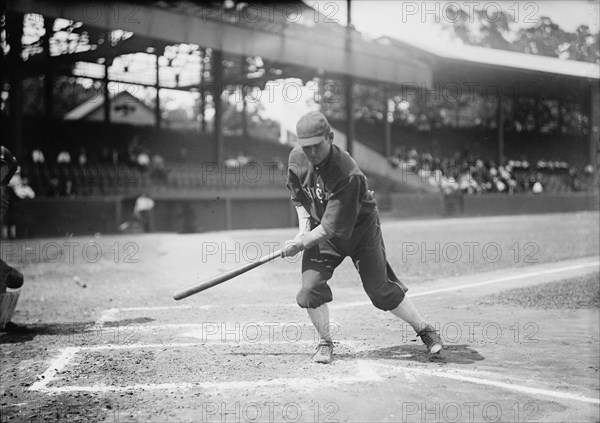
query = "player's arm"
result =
(282, 223, 333, 258)
(293, 205, 311, 239)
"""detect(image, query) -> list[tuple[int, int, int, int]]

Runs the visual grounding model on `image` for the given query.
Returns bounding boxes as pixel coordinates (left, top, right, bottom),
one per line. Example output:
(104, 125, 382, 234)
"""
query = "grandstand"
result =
(1, 1, 598, 237)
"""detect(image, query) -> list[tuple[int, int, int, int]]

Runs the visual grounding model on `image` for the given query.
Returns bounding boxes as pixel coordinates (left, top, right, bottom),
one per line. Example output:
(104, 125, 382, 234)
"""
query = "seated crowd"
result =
(18, 144, 283, 198)
(390, 146, 596, 195)
(22, 145, 169, 197)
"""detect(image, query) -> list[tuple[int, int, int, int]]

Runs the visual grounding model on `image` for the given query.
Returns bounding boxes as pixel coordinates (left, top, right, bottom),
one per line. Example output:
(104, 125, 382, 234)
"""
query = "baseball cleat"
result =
(313, 340, 334, 364)
(417, 324, 443, 354)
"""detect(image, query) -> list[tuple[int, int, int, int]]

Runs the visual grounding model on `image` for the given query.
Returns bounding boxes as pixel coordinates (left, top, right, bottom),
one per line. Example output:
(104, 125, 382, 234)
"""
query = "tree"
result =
(563, 25, 600, 63)
(440, 6, 514, 51)
(512, 16, 571, 58)
(441, 10, 600, 64)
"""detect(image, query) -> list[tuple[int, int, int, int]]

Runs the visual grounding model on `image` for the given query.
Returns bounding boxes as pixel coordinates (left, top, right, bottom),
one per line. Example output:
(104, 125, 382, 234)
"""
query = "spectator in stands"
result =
(136, 150, 151, 172)
(583, 164, 595, 190)
(532, 173, 544, 194)
(569, 167, 582, 192)
(458, 169, 480, 194)
(133, 192, 155, 232)
(151, 154, 168, 184)
(128, 135, 141, 166)
(57, 149, 71, 164)
(78, 148, 88, 166)
(3, 168, 34, 239)
(111, 149, 120, 166)
(492, 176, 507, 193)
(47, 177, 60, 197)
(31, 148, 45, 165)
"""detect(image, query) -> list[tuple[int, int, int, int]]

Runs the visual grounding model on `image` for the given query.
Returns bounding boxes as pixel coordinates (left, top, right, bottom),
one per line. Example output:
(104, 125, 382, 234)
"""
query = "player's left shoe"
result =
(417, 324, 443, 354)
(313, 340, 334, 364)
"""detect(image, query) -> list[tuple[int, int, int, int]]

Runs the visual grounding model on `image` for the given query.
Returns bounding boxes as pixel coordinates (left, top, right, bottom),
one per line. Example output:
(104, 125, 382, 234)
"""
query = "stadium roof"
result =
(9, 0, 432, 87)
(378, 36, 600, 81)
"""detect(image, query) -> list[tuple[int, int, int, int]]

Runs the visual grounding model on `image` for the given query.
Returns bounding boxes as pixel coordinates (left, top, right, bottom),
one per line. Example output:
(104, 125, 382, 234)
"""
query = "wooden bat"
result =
(173, 248, 283, 300)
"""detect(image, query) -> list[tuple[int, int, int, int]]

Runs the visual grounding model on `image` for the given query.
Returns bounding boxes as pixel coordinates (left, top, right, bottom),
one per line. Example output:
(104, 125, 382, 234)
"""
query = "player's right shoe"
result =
(417, 324, 443, 354)
(313, 340, 334, 364)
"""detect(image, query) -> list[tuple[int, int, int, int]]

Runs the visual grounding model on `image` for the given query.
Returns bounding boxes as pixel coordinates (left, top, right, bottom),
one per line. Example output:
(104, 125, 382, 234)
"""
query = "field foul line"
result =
(29, 358, 380, 394)
(377, 363, 600, 405)
(409, 261, 600, 298)
(73, 340, 355, 351)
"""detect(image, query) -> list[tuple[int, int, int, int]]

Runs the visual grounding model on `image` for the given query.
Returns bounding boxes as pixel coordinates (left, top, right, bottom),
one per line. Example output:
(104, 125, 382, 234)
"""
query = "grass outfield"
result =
(479, 272, 600, 310)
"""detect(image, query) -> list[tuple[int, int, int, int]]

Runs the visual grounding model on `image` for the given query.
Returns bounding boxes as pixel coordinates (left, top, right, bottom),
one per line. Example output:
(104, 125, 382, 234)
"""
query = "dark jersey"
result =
(286, 144, 377, 240)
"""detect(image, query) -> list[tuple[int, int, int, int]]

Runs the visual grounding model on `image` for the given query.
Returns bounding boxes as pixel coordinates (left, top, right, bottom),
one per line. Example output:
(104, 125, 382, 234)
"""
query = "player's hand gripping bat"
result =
(173, 248, 283, 300)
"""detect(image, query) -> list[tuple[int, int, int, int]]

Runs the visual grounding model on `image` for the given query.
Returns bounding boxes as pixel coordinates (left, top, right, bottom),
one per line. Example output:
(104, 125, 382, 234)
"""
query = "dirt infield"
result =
(1, 212, 599, 422)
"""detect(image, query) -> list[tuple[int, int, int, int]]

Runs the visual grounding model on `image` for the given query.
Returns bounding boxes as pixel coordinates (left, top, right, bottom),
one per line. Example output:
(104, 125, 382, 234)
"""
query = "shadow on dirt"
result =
(352, 344, 484, 365)
(0, 317, 154, 344)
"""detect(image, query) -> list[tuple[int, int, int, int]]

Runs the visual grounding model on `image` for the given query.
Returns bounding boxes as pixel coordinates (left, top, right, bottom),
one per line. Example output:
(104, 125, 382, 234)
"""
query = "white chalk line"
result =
(31, 359, 381, 394)
(29, 347, 80, 392)
(376, 363, 600, 405)
(409, 261, 600, 298)
(73, 340, 359, 351)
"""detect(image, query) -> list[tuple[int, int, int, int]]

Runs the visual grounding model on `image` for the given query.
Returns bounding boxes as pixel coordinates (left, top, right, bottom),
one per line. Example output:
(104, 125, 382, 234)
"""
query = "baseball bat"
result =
(173, 248, 283, 300)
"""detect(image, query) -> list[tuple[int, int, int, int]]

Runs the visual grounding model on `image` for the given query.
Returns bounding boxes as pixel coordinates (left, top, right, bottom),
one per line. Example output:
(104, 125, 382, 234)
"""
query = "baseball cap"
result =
(296, 111, 331, 147)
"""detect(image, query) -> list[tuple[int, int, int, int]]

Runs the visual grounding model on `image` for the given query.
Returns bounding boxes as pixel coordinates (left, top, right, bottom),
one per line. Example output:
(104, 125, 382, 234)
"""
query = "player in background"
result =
(0, 146, 25, 332)
(282, 112, 443, 364)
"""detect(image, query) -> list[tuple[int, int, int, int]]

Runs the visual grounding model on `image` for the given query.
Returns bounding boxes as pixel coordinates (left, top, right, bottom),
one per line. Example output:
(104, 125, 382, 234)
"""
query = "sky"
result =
(306, 1, 599, 42)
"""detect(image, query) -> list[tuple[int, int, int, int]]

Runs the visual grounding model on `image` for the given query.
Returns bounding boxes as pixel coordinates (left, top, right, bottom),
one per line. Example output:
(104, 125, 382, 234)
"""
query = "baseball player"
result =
(0, 146, 25, 331)
(282, 112, 443, 364)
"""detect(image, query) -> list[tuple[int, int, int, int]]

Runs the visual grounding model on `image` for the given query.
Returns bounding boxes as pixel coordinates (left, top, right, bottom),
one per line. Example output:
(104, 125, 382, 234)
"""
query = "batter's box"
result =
(30, 342, 382, 394)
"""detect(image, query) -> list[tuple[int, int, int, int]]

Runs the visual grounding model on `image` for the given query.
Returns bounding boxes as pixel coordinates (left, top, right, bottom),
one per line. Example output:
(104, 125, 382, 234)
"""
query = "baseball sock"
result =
(390, 297, 428, 333)
(307, 304, 332, 342)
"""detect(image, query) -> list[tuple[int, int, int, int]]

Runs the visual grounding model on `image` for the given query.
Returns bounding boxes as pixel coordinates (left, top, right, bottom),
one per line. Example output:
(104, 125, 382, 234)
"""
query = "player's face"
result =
(302, 136, 331, 165)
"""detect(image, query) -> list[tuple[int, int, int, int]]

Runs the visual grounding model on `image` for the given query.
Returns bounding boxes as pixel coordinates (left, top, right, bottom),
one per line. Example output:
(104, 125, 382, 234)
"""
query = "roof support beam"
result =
(213, 49, 224, 164)
(589, 83, 599, 187)
(7, 12, 24, 159)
